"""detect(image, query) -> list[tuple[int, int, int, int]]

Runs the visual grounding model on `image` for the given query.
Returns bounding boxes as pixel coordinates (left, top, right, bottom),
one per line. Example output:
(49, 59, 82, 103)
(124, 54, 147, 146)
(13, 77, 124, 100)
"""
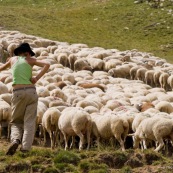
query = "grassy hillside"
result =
(0, 0, 173, 62)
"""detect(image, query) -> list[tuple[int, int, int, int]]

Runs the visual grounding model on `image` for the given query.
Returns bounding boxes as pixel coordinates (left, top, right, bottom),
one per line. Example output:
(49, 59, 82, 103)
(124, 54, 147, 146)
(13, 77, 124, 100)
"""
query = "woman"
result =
(0, 43, 50, 155)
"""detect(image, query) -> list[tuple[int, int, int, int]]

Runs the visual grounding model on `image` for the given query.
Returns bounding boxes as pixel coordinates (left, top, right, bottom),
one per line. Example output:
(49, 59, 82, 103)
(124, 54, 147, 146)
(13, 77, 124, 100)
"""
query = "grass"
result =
(0, 146, 173, 172)
(0, 0, 173, 62)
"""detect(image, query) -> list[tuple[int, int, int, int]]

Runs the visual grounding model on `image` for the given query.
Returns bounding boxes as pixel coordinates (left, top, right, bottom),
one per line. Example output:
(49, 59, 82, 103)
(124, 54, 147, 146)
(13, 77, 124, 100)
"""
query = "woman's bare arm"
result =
(30, 59, 50, 84)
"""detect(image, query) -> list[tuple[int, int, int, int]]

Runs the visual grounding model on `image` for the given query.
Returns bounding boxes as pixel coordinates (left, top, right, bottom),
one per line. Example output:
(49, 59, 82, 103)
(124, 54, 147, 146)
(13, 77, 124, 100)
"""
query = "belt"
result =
(13, 87, 36, 92)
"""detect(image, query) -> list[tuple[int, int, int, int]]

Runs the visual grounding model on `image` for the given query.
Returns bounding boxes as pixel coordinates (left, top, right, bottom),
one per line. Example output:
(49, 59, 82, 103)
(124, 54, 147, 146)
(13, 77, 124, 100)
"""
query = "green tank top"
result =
(11, 56, 32, 85)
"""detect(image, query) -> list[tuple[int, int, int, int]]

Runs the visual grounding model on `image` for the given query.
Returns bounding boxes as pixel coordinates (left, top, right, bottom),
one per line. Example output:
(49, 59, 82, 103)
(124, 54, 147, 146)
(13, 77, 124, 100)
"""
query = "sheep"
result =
(42, 108, 61, 149)
(36, 86, 50, 97)
(56, 53, 69, 67)
(0, 93, 12, 105)
(74, 58, 91, 71)
(136, 102, 155, 112)
(159, 72, 169, 91)
(91, 113, 129, 151)
(145, 70, 155, 87)
(131, 113, 151, 150)
(62, 73, 75, 85)
(58, 107, 92, 150)
(7, 42, 19, 57)
(47, 45, 58, 54)
(167, 75, 173, 91)
(76, 100, 100, 110)
(136, 68, 147, 82)
(35, 100, 48, 140)
(49, 98, 70, 108)
(84, 106, 99, 114)
(54, 81, 67, 89)
(132, 113, 150, 133)
(153, 70, 162, 87)
(155, 101, 173, 114)
(132, 117, 173, 152)
(0, 81, 9, 94)
(108, 64, 133, 79)
(0, 100, 12, 139)
(78, 83, 105, 92)
(104, 100, 124, 111)
(86, 57, 104, 71)
(50, 88, 67, 102)
(103, 59, 122, 72)
(45, 83, 59, 91)
(67, 54, 77, 70)
(130, 66, 141, 80)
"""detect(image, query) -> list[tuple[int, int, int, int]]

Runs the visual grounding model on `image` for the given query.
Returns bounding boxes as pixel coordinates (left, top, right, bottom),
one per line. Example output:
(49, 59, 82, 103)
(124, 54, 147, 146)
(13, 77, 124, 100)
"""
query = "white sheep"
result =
(50, 88, 67, 102)
(87, 57, 104, 71)
(130, 66, 141, 80)
(103, 59, 121, 72)
(155, 101, 173, 114)
(67, 54, 77, 71)
(167, 75, 173, 91)
(136, 68, 147, 82)
(132, 117, 173, 152)
(36, 86, 50, 97)
(0, 81, 9, 94)
(153, 70, 162, 87)
(108, 64, 132, 79)
(159, 72, 169, 91)
(62, 73, 75, 85)
(35, 100, 48, 140)
(56, 53, 69, 67)
(58, 107, 92, 150)
(0, 93, 12, 105)
(145, 70, 155, 87)
(42, 107, 61, 149)
(76, 100, 100, 110)
(74, 58, 91, 71)
(91, 113, 129, 151)
(0, 100, 12, 139)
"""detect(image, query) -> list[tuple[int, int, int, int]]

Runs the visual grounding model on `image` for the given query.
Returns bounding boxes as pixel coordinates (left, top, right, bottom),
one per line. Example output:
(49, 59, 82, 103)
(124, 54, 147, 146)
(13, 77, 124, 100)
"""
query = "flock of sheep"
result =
(1, 30, 173, 153)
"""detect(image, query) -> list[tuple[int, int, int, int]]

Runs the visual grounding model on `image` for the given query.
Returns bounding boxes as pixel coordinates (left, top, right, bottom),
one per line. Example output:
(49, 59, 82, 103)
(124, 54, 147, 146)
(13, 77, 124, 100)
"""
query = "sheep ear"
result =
(136, 103, 142, 111)
(138, 103, 142, 107)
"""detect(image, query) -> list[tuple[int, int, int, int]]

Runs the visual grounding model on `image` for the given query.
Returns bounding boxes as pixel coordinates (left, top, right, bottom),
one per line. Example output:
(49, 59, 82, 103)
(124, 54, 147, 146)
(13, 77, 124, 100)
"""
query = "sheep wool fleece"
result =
(10, 87, 38, 150)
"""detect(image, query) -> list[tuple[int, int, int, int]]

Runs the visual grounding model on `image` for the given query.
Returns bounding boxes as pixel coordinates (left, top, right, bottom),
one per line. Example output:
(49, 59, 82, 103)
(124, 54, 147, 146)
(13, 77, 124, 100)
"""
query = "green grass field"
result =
(0, 0, 173, 62)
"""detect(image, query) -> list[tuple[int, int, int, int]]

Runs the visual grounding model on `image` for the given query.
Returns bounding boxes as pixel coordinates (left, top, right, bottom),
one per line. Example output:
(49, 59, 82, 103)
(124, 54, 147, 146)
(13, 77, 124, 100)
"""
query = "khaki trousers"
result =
(10, 87, 38, 150)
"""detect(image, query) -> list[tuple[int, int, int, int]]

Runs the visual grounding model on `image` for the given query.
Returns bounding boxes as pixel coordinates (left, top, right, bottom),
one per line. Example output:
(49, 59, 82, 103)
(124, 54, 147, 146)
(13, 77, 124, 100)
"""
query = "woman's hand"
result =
(30, 77, 38, 84)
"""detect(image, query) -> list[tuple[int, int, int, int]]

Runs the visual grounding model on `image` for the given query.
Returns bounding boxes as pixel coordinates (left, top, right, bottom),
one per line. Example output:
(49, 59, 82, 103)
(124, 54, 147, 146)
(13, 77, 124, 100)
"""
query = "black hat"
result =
(14, 43, 35, 56)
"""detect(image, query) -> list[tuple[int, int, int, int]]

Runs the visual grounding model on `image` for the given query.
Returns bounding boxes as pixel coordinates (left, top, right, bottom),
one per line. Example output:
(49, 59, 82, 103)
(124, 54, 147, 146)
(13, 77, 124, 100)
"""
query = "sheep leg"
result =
(114, 134, 125, 151)
(133, 136, 140, 149)
(43, 127, 47, 147)
(7, 123, 11, 141)
(49, 131, 54, 150)
(70, 136, 75, 149)
(54, 130, 58, 148)
(154, 138, 164, 152)
(140, 139, 147, 150)
(49, 131, 53, 149)
(59, 131, 64, 147)
(86, 122, 92, 150)
(53, 131, 57, 148)
(0, 123, 2, 139)
(169, 133, 173, 147)
(74, 130, 84, 151)
(62, 131, 69, 150)
(96, 136, 101, 149)
(39, 124, 43, 145)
